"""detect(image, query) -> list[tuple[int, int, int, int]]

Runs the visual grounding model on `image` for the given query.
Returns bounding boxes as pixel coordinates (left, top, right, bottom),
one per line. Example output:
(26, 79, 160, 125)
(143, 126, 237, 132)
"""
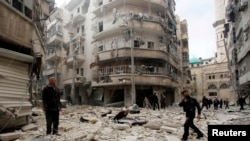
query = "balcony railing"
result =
(66, 53, 85, 67)
(93, 65, 177, 82)
(43, 67, 61, 76)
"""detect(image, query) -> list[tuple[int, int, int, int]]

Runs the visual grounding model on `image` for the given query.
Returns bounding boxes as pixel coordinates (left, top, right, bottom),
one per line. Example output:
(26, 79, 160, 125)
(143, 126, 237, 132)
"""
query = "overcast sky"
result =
(176, 0, 216, 59)
(55, 0, 217, 59)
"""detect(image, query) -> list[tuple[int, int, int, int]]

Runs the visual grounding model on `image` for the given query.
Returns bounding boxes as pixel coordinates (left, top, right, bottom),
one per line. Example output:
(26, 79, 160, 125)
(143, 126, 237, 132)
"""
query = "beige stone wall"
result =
(0, 3, 33, 48)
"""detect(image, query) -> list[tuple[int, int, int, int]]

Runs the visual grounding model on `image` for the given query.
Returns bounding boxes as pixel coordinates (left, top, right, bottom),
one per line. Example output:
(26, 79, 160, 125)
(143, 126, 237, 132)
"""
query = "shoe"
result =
(197, 134, 204, 139)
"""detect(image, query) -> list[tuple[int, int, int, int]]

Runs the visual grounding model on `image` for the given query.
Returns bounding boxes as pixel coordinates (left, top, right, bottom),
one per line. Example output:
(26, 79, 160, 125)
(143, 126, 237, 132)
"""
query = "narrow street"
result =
(5, 105, 250, 141)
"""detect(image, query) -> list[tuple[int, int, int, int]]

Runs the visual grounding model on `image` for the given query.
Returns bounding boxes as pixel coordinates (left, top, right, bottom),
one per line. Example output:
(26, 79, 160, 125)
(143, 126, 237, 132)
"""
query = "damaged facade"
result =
(0, 0, 51, 132)
(91, 0, 180, 107)
(224, 0, 250, 103)
(51, 0, 189, 107)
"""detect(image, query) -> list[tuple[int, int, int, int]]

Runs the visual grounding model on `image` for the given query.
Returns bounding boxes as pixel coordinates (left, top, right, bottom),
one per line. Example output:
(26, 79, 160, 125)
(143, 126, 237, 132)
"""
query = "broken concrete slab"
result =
(0, 132, 21, 141)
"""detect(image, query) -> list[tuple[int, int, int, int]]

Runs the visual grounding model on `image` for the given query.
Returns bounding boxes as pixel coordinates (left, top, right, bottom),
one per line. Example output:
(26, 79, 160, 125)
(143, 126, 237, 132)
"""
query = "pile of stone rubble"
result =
(0, 105, 249, 141)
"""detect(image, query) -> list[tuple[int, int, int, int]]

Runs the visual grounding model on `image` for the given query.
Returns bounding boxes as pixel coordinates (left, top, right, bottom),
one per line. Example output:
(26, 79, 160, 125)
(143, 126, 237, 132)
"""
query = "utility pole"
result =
(130, 27, 136, 104)
(70, 33, 77, 104)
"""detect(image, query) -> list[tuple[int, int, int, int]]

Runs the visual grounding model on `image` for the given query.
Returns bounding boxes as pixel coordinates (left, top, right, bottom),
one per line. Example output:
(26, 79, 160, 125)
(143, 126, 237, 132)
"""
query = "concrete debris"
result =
(0, 105, 249, 141)
(21, 124, 38, 132)
(0, 132, 21, 141)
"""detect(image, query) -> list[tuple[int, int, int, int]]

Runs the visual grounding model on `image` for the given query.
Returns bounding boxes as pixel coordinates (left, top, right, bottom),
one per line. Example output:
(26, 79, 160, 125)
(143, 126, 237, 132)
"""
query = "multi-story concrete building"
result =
(90, 0, 181, 107)
(176, 16, 191, 99)
(62, 0, 91, 105)
(51, 0, 187, 107)
(0, 0, 51, 131)
(42, 7, 64, 96)
(224, 0, 250, 102)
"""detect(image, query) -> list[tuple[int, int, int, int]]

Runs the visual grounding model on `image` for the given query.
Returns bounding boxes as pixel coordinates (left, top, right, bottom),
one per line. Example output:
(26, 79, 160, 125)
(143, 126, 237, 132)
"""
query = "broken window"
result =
(134, 40, 140, 48)
(147, 42, 154, 49)
(25, 6, 32, 19)
(98, 45, 103, 52)
(80, 68, 84, 76)
(13, 0, 23, 13)
(99, 21, 103, 32)
(76, 68, 79, 74)
(81, 26, 85, 35)
(77, 27, 80, 33)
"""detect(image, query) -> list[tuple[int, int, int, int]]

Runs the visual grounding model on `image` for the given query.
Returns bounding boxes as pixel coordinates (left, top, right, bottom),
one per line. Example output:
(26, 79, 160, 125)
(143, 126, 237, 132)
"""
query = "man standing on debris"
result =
(42, 77, 62, 135)
(179, 90, 203, 141)
(238, 96, 246, 110)
(152, 93, 160, 110)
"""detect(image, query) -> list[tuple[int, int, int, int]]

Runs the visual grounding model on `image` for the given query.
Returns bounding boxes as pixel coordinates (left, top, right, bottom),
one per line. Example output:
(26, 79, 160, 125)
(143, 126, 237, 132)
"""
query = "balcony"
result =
(93, 20, 165, 40)
(63, 76, 86, 85)
(46, 51, 61, 61)
(66, 53, 85, 67)
(47, 32, 63, 44)
(237, 45, 250, 62)
(93, 0, 166, 16)
(72, 13, 85, 25)
(0, 1, 34, 48)
(92, 74, 178, 87)
(43, 67, 61, 76)
(95, 47, 167, 63)
(239, 71, 250, 85)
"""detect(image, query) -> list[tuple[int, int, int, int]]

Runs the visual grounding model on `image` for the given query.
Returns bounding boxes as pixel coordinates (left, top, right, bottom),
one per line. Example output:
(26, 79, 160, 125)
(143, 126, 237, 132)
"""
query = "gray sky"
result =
(175, 0, 216, 59)
(55, 0, 217, 59)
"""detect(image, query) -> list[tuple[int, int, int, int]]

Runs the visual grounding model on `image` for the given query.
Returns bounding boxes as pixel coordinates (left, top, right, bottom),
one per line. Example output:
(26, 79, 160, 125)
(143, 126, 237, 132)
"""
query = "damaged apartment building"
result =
(224, 0, 250, 102)
(0, 0, 52, 132)
(46, 0, 190, 107)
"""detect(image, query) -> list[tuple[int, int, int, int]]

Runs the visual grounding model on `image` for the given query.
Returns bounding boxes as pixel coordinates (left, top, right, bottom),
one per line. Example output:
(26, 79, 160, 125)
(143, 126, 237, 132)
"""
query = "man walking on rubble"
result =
(179, 90, 203, 141)
(238, 96, 246, 110)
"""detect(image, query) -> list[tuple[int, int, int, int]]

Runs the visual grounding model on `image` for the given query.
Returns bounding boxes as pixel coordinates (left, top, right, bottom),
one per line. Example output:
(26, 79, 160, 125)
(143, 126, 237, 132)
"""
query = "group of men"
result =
(42, 77, 246, 141)
(201, 96, 230, 110)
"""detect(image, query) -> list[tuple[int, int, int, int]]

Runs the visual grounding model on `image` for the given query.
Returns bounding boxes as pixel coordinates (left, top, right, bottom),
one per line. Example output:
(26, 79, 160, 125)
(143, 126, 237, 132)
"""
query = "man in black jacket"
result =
(42, 77, 62, 135)
(179, 90, 203, 141)
(152, 93, 160, 110)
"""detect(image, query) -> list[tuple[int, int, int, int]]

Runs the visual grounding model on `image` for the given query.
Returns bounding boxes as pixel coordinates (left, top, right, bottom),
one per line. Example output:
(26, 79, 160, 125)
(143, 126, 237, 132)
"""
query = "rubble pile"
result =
(0, 105, 249, 141)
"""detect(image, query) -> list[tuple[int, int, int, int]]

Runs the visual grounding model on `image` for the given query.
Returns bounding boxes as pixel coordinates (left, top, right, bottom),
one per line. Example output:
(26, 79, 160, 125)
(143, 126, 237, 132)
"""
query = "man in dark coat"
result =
(152, 93, 160, 110)
(42, 77, 62, 135)
(179, 90, 203, 141)
(213, 97, 219, 110)
(238, 96, 246, 110)
(201, 96, 209, 110)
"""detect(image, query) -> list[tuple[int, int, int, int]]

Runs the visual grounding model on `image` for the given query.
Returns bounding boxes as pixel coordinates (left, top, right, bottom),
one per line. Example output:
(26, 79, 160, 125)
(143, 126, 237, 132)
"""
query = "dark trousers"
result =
(45, 111, 59, 135)
(201, 104, 208, 110)
(240, 104, 244, 110)
(153, 102, 159, 110)
(182, 112, 202, 139)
